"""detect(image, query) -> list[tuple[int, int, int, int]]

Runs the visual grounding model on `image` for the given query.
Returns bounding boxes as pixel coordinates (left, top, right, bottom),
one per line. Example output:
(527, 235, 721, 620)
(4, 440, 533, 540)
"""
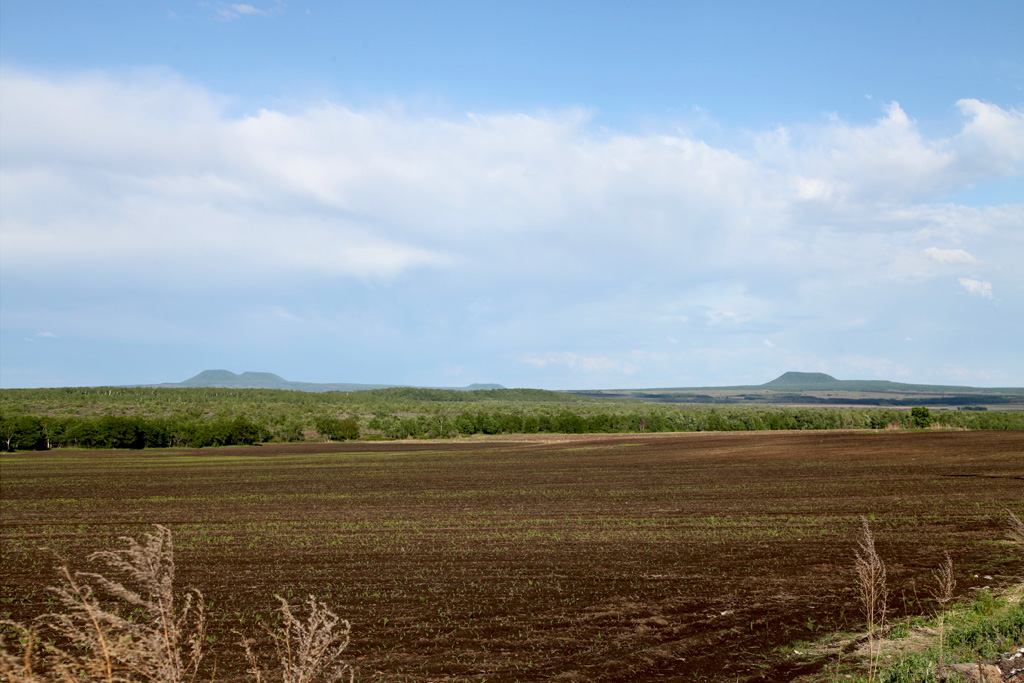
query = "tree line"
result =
(0, 413, 360, 451)
(4, 394, 1022, 452)
(367, 404, 1024, 438)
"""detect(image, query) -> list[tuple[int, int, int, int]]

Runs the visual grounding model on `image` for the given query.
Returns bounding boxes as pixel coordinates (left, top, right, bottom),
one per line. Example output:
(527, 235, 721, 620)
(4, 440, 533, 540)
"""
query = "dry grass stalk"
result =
(1, 526, 357, 683)
(238, 595, 353, 683)
(1008, 510, 1024, 547)
(931, 551, 956, 671)
(855, 517, 888, 683)
(0, 621, 38, 682)
(1, 526, 355, 682)
(38, 525, 208, 683)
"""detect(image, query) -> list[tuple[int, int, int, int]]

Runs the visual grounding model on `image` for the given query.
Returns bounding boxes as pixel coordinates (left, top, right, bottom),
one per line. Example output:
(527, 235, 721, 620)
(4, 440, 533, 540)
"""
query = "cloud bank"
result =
(1, 68, 1022, 387)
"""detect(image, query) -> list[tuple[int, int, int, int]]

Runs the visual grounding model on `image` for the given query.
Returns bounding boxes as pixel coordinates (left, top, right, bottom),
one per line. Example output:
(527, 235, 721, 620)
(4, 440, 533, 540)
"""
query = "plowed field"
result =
(2, 430, 1022, 681)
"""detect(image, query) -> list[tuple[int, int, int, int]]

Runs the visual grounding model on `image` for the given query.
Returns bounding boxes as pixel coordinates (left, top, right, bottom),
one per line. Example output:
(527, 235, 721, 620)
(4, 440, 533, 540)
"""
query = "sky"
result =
(1, 1, 1022, 390)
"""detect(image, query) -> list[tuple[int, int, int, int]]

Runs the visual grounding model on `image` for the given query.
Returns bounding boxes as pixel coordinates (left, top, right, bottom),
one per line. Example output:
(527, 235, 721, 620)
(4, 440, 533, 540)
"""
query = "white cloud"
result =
(707, 310, 746, 325)
(837, 355, 912, 379)
(1, 68, 1022, 387)
(792, 176, 834, 201)
(204, 1, 280, 21)
(773, 102, 954, 204)
(521, 352, 637, 375)
(231, 4, 266, 16)
(954, 99, 1024, 175)
(958, 278, 994, 299)
(938, 365, 1013, 386)
(924, 247, 976, 264)
(3, 70, 1021, 291)
(761, 100, 1024, 210)
(23, 331, 57, 342)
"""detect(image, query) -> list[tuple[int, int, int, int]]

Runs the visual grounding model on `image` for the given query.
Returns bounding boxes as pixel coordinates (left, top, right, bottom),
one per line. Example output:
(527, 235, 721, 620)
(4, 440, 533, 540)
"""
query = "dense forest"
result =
(2, 386, 1023, 451)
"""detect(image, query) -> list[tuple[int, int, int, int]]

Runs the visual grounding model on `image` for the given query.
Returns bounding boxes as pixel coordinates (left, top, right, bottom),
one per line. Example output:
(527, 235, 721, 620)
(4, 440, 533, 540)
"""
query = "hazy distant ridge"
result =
(142, 369, 1024, 399)
(563, 371, 1024, 410)
(163, 369, 505, 393)
(757, 371, 1024, 394)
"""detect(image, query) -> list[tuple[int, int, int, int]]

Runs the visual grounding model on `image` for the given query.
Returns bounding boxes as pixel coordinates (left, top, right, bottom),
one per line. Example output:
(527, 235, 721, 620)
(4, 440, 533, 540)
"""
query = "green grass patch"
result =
(820, 586, 1024, 683)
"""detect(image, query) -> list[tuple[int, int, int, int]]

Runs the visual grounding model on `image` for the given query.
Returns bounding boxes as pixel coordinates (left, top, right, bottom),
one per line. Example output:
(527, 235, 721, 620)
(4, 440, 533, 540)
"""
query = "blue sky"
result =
(1, 1, 1022, 389)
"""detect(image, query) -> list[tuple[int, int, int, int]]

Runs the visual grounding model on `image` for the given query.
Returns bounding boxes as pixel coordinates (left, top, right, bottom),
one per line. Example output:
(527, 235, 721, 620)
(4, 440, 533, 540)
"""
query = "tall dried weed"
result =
(1008, 510, 1024, 548)
(854, 517, 888, 683)
(1, 526, 207, 683)
(0, 526, 351, 683)
(0, 621, 38, 682)
(931, 551, 956, 671)
(238, 596, 352, 683)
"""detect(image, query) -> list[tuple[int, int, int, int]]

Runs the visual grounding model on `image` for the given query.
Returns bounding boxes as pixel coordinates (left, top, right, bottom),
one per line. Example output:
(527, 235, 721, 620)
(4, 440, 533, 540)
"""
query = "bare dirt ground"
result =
(2, 430, 1022, 681)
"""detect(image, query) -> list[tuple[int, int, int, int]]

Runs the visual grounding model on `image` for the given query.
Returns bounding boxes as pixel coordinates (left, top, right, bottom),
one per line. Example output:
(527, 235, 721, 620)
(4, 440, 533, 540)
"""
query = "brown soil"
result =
(2, 430, 1022, 682)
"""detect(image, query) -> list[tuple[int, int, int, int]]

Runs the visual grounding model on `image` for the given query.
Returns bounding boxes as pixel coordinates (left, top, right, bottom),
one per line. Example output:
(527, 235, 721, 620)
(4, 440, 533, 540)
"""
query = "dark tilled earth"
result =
(2, 430, 1022, 681)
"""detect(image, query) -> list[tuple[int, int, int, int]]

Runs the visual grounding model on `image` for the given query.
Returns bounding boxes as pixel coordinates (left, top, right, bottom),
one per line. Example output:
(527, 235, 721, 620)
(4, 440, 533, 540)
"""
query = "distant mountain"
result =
(761, 371, 841, 389)
(757, 371, 1024, 395)
(179, 370, 288, 387)
(162, 370, 505, 393)
(143, 369, 1022, 405)
(570, 371, 1024, 408)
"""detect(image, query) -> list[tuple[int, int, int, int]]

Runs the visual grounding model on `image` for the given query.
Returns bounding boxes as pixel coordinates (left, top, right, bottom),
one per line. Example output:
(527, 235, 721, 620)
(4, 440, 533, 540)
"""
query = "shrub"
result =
(910, 406, 932, 428)
(315, 416, 360, 442)
(0, 415, 48, 452)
